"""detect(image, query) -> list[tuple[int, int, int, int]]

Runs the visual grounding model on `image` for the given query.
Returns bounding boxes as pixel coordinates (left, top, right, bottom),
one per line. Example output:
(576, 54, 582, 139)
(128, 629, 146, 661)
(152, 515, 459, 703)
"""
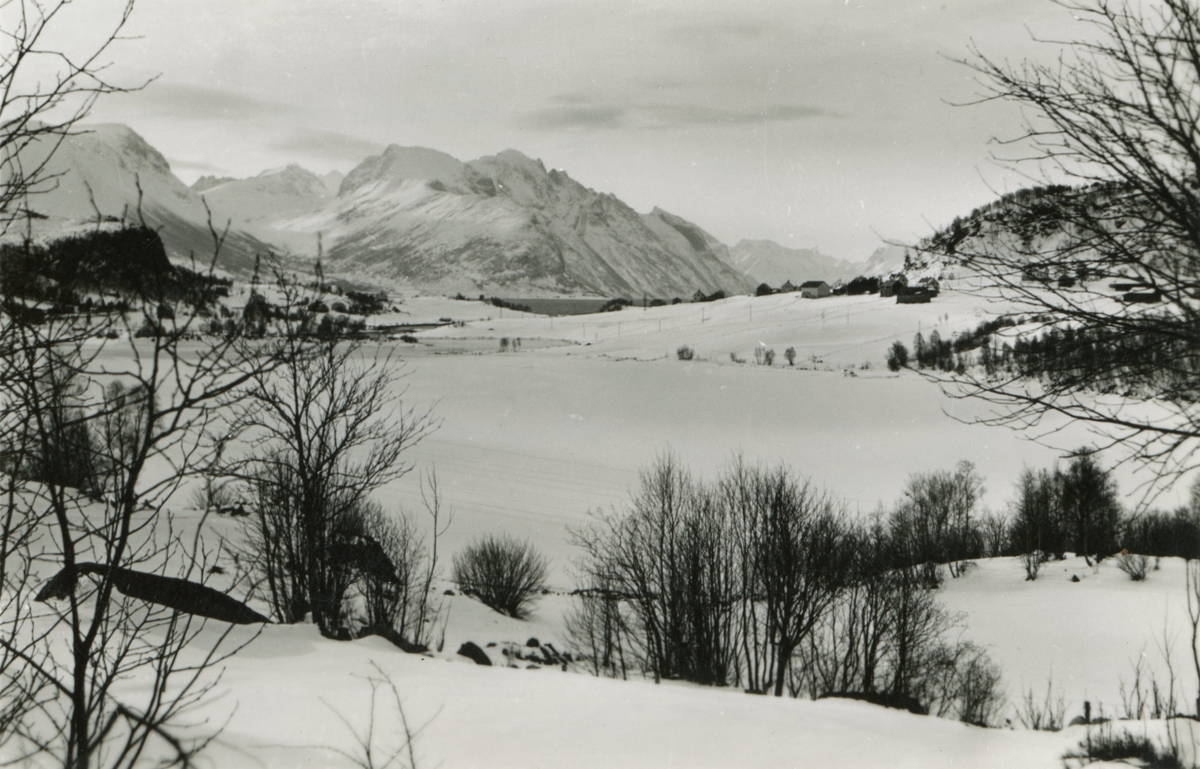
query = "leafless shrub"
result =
(1116, 553, 1150, 581)
(676, 345, 694, 361)
(318, 661, 427, 769)
(453, 534, 549, 619)
(1022, 550, 1044, 581)
(1120, 653, 1179, 721)
(564, 578, 631, 680)
(1019, 679, 1066, 731)
(351, 501, 427, 643)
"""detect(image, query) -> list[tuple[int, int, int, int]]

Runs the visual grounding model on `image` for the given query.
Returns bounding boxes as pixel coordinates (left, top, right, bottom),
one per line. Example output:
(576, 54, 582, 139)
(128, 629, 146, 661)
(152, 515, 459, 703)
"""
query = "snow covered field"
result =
(8, 285, 1197, 768)
(373, 289, 1184, 583)
(47, 557, 1191, 769)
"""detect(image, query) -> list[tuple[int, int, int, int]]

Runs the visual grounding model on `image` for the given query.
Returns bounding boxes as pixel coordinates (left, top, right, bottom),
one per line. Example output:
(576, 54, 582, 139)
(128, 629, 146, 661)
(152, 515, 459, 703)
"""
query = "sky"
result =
(61, 0, 1082, 262)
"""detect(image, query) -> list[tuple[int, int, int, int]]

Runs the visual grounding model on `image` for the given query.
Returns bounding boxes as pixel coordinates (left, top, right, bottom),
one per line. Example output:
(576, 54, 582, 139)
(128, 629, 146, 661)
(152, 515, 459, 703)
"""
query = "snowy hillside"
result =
(189, 555, 1186, 769)
(729, 238, 862, 286)
(7, 124, 274, 272)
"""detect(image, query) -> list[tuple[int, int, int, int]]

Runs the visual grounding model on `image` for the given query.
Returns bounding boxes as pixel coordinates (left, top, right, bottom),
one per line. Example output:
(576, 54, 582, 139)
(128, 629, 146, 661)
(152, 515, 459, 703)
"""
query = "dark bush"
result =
(453, 534, 550, 619)
(1122, 508, 1200, 559)
(845, 276, 879, 295)
(1063, 726, 1186, 769)
(599, 297, 632, 313)
(886, 341, 909, 371)
(676, 345, 695, 361)
(346, 290, 389, 315)
(1115, 553, 1150, 580)
(489, 297, 533, 313)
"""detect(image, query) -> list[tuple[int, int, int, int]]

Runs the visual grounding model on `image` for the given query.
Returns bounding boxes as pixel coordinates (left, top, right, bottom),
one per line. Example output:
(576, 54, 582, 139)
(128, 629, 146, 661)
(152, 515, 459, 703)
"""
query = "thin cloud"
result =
(124, 83, 294, 121)
(663, 20, 770, 47)
(647, 103, 829, 127)
(271, 129, 386, 163)
(167, 158, 228, 174)
(522, 105, 627, 130)
(521, 94, 831, 131)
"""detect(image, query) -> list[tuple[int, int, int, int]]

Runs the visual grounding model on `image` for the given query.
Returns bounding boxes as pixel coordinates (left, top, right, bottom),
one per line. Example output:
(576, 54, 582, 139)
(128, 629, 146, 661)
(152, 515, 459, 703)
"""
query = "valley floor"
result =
(8, 286, 1196, 768)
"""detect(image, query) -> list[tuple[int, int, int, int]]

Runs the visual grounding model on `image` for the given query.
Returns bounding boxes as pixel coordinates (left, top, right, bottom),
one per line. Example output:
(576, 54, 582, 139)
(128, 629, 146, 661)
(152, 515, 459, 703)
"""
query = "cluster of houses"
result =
(775, 279, 835, 298)
(758, 274, 940, 303)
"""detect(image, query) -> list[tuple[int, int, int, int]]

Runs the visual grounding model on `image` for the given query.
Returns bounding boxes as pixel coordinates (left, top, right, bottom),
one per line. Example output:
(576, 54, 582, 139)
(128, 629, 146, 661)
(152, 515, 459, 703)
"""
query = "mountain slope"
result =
(729, 239, 861, 286)
(9, 126, 753, 295)
(9, 124, 272, 272)
(276, 145, 752, 298)
(202, 164, 338, 223)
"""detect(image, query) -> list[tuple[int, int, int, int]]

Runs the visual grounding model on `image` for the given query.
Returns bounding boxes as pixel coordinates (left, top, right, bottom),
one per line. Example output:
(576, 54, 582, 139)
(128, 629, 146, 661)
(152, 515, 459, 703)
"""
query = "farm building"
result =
(880, 274, 908, 298)
(897, 290, 933, 304)
(799, 280, 831, 298)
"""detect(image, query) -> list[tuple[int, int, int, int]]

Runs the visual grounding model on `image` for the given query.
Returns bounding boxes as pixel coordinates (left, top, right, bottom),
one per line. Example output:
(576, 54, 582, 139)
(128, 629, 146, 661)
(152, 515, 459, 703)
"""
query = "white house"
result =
(799, 280, 831, 298)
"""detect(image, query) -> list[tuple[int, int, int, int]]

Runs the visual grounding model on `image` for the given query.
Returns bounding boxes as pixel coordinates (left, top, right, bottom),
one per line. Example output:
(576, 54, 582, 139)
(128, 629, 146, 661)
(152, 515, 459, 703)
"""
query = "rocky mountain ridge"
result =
(12, 124, 918, 298)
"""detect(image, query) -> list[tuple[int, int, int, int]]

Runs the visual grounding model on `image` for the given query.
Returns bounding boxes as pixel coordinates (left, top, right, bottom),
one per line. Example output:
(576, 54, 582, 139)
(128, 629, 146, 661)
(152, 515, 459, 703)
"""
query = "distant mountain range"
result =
(12, 124, 900, 297)
(728, 240, 862, 286)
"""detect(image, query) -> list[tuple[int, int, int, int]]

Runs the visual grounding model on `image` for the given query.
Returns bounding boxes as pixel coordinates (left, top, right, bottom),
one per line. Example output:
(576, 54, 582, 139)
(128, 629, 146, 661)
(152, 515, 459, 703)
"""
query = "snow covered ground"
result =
(37, 555, 1189, 769)
(368, 288, 1186, 585)
(8, 284, 1198, 768)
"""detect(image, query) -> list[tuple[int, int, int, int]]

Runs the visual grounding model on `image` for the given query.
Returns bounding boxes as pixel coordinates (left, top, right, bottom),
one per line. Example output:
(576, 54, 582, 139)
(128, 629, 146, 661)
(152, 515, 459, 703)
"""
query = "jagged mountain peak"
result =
(192, 175, 236, 192)
(14, 124, 753, 296)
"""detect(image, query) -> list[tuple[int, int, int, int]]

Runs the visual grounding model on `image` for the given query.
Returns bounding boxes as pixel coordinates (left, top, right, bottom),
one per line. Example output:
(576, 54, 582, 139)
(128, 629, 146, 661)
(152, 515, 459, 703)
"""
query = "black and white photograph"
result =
(2, 0, 1200, 766)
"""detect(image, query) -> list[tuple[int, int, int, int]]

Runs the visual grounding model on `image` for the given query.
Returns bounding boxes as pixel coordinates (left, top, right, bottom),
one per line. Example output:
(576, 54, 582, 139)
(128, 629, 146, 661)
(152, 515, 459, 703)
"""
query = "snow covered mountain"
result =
(199, 164, 340, 249)
(15, 126, 752, 297)
(270, 145, 752, 298)
(728, 239, 861, 286)
(7, 124, 273, 272)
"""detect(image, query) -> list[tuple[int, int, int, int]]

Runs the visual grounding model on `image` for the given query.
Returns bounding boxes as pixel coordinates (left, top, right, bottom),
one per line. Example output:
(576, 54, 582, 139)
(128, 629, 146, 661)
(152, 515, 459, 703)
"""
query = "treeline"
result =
(0, 227, 232, 310)
(568, 455, 1005, 725)
(888, 315, 1199, 397)
(567, 451, 1199, 724)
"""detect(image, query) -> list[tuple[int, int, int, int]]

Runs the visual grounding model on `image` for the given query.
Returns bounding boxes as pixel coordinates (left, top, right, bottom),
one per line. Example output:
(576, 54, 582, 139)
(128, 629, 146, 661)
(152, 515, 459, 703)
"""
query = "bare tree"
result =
(339, 500, 428, 645)
(890, 461, 984, 582)
(233, 279, 437, 637)
(923, 0, 1200, 494)
(0, 245, 276, 765)
(752, 468, 851, 697)
(572, 453, 738, 686)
